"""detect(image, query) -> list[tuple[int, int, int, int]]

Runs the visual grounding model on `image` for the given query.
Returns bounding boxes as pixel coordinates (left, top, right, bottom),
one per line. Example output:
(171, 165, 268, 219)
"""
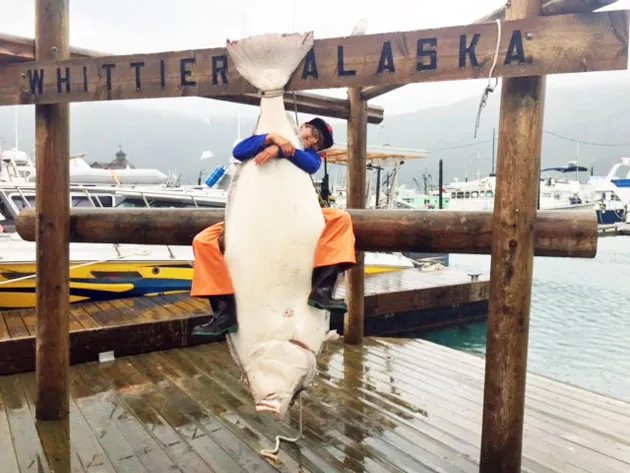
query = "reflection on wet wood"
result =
(0, 270, 490, 375)
(0, 337, 628, 472)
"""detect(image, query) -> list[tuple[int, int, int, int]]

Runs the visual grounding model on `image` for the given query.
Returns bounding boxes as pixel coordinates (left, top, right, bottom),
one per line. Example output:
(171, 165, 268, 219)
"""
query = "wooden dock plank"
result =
(69, 364, 151, 473)
(362, 339, 630, 470)
(0, 376, 52, 473)
(69, 305, 101, 330)
(2, 310, 29, 339)
(0, 384, 20, 473)
(131, 352, 316, 473)
(0, 337, 628, 473)
(117, 296, 174, 322)
(144, 349, 344, 473)
(203, 341, 477, 473)
(0, 312, 11, 341)
(17, 375, 85, 473)
(21, 371, 118, 473)
(346, 344, 628, 472)
(168, 347, 414, 473)
(114, 357, 279, 473)
(107, 359, 260, 473)
(75, 364, 191, 473)
(17, 309, 36, 336)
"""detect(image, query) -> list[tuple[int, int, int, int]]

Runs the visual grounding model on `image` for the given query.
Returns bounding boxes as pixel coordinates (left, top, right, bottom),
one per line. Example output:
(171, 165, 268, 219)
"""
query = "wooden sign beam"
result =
(0, 33, 384, 124)
(0, 11, 626, 106)
(360, 0, 621, 100)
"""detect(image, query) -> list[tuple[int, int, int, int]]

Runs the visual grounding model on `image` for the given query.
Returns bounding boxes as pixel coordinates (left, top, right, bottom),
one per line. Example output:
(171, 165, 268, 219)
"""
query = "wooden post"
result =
(344, 87, 367, 345)
(479, 0, 545, 471)
(35, 0, 70, 420)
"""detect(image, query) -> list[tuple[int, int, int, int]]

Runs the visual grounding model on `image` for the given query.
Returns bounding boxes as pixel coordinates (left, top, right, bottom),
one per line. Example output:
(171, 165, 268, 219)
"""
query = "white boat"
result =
(0, 150, 418, 309)
(443, 163, 596, 212)
(1, 146, 171, 186)
(586, 158, 630, 225)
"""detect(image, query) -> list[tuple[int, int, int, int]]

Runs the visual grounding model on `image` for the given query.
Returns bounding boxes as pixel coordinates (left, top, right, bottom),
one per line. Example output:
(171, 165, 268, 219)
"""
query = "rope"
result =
(0, 249, 153, 286)
(259, 88, 285, 98)
(259, 393, 304, 461)
(474, 19, 502, 139)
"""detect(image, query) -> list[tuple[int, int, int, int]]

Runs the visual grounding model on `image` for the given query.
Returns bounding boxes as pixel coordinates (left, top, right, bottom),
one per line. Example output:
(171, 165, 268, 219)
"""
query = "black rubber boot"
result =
(308, 264, 348, 312)
(192, 294, 238, 337)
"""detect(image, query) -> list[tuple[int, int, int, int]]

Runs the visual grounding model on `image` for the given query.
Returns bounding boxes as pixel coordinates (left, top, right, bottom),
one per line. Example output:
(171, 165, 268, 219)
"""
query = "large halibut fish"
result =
(223, 32, 338, 420)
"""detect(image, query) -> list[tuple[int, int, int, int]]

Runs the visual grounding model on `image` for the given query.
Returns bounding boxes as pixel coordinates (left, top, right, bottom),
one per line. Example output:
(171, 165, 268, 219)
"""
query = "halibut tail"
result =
(226, 32, 314, 94)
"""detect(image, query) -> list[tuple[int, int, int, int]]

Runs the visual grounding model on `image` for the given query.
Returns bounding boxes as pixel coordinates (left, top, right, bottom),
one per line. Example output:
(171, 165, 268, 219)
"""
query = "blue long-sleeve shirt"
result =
(232, 134, 321, 174)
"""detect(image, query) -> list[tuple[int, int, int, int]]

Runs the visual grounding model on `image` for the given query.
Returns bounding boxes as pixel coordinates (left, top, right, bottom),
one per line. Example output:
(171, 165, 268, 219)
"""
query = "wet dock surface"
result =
(1, 337, 628, 473)
(0, 269, 489, 375)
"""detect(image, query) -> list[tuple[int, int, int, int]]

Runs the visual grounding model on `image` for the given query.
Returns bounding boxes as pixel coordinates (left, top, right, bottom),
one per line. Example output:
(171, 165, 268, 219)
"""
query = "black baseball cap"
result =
(306, 117, 334, 150)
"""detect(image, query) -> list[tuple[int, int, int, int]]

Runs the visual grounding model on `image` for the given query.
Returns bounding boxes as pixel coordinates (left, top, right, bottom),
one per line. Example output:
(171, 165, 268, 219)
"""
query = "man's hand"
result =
(267, 133, 295, 157)
(254, 145, 280, 166)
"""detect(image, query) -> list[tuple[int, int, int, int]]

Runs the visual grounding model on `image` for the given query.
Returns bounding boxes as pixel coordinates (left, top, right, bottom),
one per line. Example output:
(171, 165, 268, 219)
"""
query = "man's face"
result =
(299, 124, 324, 151)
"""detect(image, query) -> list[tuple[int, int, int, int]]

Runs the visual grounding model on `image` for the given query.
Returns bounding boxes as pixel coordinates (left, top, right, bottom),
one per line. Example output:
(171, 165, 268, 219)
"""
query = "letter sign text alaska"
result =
(0, 11, 626, 106)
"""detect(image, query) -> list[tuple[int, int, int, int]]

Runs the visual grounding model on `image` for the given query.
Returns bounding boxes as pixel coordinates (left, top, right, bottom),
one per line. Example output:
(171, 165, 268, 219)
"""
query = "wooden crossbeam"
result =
(0, 11, 626, 106)
(214, 91, 384, 124)
(361, 0, 622, 100)
(0, 31, 104, 62)
(0, 33, 384, 124)
(15, 208, 598, 258)
(476, 0, 619, 24)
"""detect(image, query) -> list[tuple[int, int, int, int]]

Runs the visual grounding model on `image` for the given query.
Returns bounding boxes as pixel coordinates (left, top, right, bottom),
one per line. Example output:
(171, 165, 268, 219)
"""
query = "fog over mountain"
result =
(2, 78, 629, 190)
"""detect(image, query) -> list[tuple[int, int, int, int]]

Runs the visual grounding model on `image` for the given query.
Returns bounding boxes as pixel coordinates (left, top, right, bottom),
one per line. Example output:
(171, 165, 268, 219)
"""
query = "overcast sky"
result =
(2, 0, 629, 119)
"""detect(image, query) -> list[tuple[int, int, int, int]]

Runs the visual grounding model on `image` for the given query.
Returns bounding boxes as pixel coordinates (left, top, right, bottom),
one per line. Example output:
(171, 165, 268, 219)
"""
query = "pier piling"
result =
(34, 0, 71, 421)
(480, 1, 546, 471)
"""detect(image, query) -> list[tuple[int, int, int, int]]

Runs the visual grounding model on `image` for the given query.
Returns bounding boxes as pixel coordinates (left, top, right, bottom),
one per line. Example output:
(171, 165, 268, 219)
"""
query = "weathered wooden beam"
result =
(15, 208, 597, 258)
(0, 11, 626, 106)
(0, 33, 384, 124)
(361, 85, 402, 101)
(344, 88, 368, 345)
(361, 0, 623, 100)
(35, 0, 70, 421)
(479, 0, 546, 471)
(475, 0, 620, 23)
(0, 31, 105, 61)
(215, 91, 384, 124)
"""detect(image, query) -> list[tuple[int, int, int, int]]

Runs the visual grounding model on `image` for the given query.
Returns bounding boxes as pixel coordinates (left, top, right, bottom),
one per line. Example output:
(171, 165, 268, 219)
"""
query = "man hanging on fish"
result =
(190, 117, 356, 337)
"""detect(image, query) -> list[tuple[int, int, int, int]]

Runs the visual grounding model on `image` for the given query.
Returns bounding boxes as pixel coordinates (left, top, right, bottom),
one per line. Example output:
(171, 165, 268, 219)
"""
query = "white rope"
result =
(259, 393, 304, 461)
(474, 18, 502, 138)
(0, 249, 153, 286)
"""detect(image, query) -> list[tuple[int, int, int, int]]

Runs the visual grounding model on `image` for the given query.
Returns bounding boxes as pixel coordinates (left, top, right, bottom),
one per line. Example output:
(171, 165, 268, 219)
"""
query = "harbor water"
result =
(419, 235, 630, 402)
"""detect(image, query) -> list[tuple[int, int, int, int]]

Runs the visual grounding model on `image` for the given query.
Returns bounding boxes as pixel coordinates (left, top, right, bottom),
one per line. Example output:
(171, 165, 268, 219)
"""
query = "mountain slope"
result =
(1, 80, 628, 186)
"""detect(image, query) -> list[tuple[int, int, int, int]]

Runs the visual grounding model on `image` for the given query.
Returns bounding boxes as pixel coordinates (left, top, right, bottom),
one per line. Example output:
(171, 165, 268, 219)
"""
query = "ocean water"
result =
(419, 236, 630, 402)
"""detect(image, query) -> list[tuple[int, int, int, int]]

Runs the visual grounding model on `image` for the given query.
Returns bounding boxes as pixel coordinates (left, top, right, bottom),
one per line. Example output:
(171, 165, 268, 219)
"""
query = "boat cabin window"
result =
(11, 195, 35, 210)
(115, 197, 220, 208)
(11, 194, 114, 210)
(71, 195, 113, 207)
(0, 199, 13, 227)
